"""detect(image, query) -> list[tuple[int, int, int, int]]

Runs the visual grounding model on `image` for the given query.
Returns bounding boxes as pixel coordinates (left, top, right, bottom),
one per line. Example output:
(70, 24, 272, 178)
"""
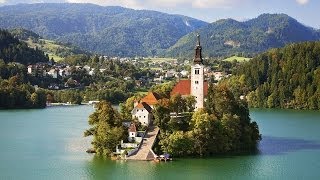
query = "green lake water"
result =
(0, 106, 320, 180)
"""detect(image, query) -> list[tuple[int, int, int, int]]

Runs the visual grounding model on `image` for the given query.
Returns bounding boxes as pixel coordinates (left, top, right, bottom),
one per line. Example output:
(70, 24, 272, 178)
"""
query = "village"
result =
(26, 55, 229, 91)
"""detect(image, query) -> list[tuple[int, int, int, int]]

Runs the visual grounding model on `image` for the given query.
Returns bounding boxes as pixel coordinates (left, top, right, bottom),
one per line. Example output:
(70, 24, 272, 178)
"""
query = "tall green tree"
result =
(84, 101, 126, 156)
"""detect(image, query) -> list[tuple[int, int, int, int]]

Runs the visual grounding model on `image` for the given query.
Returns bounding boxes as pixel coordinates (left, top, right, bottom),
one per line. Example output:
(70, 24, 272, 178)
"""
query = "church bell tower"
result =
(191, 34, 204, 110)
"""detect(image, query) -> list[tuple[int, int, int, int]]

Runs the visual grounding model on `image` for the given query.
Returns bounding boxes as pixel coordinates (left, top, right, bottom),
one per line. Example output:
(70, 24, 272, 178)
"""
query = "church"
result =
(132, 35, 208, 126)
(171, 34, 208, 110)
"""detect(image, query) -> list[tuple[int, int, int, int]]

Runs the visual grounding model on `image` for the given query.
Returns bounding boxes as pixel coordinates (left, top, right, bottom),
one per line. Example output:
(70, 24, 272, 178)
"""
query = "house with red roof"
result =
(131, 92, 162, 126)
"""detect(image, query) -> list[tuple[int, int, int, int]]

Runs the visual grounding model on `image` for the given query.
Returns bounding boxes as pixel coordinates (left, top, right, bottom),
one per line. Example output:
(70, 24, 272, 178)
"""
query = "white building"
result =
(48, 69, 58, 79)
(131, 92, 161, 126)
(128, 123, 137, 142)
(171, 35, 208, 110)
(132, 102, 153, 125)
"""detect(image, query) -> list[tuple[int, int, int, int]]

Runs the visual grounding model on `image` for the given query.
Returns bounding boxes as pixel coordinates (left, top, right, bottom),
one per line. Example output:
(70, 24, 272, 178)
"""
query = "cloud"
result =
(296, 0, 309, 5)
(0, 0, 5, 3)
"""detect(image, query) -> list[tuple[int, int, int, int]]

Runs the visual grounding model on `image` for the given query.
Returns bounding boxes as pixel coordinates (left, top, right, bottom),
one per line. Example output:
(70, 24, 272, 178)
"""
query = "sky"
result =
(0, 0, 319, 29)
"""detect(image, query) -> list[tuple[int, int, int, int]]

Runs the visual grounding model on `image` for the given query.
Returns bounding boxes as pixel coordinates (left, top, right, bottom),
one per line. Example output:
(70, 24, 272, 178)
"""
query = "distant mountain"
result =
(0, 3, 208, 57)
(166, 14, 320, 57)
(0, 29, 48, 64)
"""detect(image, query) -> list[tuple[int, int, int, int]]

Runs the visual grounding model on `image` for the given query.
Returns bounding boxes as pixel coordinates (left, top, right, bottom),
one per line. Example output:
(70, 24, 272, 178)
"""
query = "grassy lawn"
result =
(223, 56, 251, 62)
(48, 53, 64, 61)
(25, 38, 68, 62)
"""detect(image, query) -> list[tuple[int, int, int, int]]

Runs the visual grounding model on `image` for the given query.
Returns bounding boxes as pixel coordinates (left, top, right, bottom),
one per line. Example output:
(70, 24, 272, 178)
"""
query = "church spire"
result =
(194, 34, 203, 64)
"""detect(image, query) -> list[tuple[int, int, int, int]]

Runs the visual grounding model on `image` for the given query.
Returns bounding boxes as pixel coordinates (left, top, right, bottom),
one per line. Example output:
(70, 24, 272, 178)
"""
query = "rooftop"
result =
(140, 92, 161, 105)
(171, 79, 208, 96)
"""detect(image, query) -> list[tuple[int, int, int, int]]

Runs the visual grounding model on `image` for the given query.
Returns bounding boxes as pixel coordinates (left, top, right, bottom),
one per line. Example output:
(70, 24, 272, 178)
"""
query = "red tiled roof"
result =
(171, 80, 191, 96)
(136, 102, 152, 113)
(128, 123, 137, 132)
(170, 79, 208, 96)
(140, 92, 161, 105)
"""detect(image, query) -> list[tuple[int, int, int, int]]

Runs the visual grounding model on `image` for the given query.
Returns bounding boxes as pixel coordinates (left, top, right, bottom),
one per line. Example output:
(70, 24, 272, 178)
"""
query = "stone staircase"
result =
(126, 126, 159, 161)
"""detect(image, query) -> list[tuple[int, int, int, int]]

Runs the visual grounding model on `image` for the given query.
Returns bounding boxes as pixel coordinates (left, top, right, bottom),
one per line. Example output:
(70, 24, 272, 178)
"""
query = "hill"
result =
(0, 3, 207, 57)
(9, 28, 88, 61)
(229, 41, 320, 110)
(166, 14, 320, 57)
(0, 29, 48, 64)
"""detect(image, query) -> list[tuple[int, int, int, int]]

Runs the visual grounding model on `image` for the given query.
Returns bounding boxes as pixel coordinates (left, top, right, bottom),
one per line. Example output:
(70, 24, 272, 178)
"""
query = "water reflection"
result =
(85, 155, 159, 180)
(259, 136, 320, 155)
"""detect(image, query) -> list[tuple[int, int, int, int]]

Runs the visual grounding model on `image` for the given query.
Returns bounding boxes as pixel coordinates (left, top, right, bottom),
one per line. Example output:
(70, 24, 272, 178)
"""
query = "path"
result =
(126, 126, 159, 161)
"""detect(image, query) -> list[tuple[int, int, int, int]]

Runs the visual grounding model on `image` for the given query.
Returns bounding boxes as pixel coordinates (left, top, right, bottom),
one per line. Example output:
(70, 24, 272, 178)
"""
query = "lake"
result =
(0, 106, 320, 179)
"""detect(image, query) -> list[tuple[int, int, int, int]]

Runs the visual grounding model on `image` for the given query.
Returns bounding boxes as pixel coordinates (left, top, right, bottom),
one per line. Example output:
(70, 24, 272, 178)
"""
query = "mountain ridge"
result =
(166, 13, 320, 57)
(0, 3, 207, 57)
(0, 4, 319, 57)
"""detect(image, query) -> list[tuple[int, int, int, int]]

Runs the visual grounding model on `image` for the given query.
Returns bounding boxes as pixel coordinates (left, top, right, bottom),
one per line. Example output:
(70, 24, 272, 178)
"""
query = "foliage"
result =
(155, 83, 261, 157)
(0, 29, 48, 64)
(150, 82, 174, 98)
(50, 90, 83, 105)
(84, 101, 126, 156)
(0, 75, 46, 109)
(119, 94, 143, 121)
(153, 102, 171, 131)
(234, 41, 320, 110)
(159, 131, 194, 157)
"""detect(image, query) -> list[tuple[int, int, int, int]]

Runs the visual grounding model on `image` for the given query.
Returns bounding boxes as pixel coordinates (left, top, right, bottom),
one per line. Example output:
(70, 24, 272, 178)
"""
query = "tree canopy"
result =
(84, 101, 126, 156)
(153, 83, 261, 157)
(232, 41, 320, 110)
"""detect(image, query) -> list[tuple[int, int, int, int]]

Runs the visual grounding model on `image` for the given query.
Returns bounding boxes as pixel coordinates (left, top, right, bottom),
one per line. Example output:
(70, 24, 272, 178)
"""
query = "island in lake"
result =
(84, 35, 261, 160)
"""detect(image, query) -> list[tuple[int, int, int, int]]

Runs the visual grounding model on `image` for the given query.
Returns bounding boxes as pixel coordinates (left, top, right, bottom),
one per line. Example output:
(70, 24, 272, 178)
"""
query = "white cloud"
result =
(296, 0, 309, 5)
(0, 0, 6, 3)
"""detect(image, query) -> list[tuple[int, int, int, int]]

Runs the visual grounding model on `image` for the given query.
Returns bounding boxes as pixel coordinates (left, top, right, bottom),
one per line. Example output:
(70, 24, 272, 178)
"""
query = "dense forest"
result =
(0, 29, 48, 64)
(0, 74, 46, 109)
(0, 3, 207, 57)
(0, 30, 48, 108)
(229, 41, 320, 110)
(167, 14, 320, 57)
